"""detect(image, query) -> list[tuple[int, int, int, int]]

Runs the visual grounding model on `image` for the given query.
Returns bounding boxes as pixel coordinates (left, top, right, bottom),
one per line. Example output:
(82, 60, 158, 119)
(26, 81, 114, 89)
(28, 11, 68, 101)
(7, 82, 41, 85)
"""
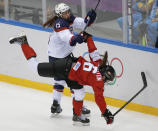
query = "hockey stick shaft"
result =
(113, 72, 147, 116)
(83, 0, 101, 32)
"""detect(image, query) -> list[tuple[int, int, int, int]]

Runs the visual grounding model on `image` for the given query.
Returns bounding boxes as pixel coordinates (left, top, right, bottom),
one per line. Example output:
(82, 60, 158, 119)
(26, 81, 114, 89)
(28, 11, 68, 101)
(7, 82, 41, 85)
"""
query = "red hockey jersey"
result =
(68, 37, 107, 114)
(69, 56, 104, 88)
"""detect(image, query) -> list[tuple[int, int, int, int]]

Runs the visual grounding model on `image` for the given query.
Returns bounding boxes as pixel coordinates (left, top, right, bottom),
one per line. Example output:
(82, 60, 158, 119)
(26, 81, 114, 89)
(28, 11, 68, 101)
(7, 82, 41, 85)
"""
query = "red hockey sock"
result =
(21, 44, 37, 60)
(87, 37, 97, 53)
(73, 99, 83, 116)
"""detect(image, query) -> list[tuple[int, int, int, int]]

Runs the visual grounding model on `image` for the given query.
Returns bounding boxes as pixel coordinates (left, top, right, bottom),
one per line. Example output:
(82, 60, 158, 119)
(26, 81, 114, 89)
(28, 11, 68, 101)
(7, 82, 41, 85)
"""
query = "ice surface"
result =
(0, 82, 158, 131)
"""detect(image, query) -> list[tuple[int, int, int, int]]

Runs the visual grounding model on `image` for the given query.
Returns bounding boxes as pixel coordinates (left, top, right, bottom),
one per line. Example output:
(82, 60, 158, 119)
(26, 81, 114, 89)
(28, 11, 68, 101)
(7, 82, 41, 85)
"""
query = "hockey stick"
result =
(113, 72, 147, 116)
(83, 0, 101, 32)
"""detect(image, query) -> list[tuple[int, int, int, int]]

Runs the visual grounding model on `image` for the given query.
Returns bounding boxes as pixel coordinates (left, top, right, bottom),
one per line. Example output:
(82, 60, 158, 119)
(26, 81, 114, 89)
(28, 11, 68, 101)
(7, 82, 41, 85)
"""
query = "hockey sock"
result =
(52, 89, 63, 104)
(21, 44, 37, 60)
(73, 99, 83, 116)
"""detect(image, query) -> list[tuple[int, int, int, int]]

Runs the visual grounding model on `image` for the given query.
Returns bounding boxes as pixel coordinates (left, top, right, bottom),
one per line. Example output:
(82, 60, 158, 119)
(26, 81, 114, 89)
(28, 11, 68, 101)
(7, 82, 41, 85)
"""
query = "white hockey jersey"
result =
(48, 17, 86, 58)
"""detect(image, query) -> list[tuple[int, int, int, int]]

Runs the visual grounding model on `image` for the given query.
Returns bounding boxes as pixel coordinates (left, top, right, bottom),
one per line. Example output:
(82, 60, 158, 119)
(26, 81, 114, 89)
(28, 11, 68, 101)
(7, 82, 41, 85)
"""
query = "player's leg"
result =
(9, 33, 36, 59)
(66, 80, 90, 126)
(50, 79, 65, 114)
(92, 86, 114, 124)
(9, 33, 55, 77)
(72, 88, 90, 126)
(48, 56, 65, 115)
(70, 89, 90, 117)
(9, 33, 38, 73)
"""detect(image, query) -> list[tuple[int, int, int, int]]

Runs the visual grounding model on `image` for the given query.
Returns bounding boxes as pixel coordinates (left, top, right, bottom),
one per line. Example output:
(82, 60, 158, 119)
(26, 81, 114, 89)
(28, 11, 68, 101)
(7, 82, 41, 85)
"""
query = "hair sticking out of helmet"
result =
(55, 3, 70, 17)
(99, 51, 116, 82)
(99, 51, 108, 68)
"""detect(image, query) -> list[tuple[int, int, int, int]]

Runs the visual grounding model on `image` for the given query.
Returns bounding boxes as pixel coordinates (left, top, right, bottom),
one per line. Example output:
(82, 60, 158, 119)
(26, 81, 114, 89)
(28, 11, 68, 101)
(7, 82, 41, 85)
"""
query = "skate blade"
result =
(50, 113, 60, 118)
(73, 121, 90, 126)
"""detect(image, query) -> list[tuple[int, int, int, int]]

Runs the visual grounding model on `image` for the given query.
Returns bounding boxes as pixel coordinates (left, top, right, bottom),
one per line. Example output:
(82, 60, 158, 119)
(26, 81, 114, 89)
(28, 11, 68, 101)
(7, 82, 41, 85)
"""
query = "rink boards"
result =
(0, 18, 158, 117)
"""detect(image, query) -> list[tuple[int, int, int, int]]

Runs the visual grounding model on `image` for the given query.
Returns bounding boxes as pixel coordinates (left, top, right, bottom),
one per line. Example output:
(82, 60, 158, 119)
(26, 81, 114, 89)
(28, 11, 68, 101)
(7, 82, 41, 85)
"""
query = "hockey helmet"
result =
(99, 65, 116, 82)
(55, 3, 70, 17)
(98, 51, 116, 82)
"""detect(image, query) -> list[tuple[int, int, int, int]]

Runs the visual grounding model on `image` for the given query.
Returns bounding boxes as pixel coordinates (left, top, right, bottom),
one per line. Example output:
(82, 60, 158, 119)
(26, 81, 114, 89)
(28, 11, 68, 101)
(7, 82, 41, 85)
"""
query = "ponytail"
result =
(43, 16, 58, 28)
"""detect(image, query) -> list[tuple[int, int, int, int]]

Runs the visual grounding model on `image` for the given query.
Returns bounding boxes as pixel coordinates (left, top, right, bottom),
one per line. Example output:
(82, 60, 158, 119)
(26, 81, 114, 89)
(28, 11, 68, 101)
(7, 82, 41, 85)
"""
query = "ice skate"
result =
(9, 33, 28, 45)
(82, 106, 91, 117)
(72, 113, 90, 126)
(51, 100, 62, 116)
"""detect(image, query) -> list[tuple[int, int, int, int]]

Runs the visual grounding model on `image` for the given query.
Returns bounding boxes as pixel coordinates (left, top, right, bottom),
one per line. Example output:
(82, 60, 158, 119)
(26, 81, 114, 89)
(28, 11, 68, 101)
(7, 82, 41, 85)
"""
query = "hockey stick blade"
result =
(113, 72, 147, 116)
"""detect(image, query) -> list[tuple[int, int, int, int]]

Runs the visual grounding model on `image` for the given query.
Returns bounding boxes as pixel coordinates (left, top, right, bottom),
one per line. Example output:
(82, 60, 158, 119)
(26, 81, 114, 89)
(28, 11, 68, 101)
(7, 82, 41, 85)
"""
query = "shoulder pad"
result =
(54, 18, 70, 32)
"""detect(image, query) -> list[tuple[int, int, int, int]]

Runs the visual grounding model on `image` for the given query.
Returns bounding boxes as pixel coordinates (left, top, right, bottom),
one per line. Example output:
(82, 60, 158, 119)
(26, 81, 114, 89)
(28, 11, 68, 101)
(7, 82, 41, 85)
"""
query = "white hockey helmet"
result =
(55, 3, 70, 16)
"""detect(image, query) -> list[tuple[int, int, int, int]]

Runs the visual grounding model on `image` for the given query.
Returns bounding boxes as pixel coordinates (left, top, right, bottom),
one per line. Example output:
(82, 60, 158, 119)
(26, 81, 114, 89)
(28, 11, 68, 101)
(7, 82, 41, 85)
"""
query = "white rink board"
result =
(0, 22, 158, 108)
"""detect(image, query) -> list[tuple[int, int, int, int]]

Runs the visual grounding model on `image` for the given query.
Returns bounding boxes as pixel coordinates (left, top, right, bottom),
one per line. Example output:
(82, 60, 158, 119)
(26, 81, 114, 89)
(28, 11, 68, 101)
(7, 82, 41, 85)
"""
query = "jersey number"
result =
(83, 62, 97, 74)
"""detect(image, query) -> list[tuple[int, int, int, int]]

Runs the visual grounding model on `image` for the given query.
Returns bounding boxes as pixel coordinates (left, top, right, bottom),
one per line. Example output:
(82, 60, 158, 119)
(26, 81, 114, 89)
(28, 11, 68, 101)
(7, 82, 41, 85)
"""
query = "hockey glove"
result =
(80, 31, 92, 42)
(70, 34, 84, 46)
(102, 109, 114, 124)
(84, 9, 96, 26)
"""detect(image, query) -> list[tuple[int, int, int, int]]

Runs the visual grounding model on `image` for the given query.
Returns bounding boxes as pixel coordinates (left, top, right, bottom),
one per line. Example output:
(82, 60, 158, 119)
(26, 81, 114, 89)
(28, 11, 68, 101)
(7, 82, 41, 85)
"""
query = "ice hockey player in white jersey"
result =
(42, 3, 97, 117)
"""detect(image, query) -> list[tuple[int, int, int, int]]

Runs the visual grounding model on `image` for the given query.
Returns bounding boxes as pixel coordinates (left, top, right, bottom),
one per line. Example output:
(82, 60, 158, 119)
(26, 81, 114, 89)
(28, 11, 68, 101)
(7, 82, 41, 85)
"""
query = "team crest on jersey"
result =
(56, 23, 61, 28)
(73, 62, 81, 71)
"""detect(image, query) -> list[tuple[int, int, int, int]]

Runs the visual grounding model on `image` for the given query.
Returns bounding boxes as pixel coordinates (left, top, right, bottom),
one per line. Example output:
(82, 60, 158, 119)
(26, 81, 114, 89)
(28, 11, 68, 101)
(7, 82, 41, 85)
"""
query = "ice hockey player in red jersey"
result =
(9, 31, 115, 126)
(68, 33, 115, 125)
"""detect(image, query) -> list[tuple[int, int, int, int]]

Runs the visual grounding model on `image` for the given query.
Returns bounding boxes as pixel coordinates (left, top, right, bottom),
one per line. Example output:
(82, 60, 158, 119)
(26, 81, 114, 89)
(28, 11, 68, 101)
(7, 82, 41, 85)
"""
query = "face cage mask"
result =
(99, 65, 116, 83)
(55, 9, 71, 17)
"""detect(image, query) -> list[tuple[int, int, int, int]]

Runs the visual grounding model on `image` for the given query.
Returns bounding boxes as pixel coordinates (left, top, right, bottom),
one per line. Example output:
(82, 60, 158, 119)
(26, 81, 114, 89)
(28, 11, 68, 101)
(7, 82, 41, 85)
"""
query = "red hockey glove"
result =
(102, 109, 114, 124)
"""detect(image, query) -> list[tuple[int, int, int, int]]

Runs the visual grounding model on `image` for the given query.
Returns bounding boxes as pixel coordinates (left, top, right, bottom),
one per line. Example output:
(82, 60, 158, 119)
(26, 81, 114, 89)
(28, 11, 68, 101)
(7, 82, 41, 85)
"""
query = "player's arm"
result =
(55, 21, 84, 46)
(68, 14, 86, 29)
(87, 37, 101, 64)
(72, 17, 86, 30)
(82, 32, 101, 63)
(72, 10, 96, 30)
(20, 44, 55, 77)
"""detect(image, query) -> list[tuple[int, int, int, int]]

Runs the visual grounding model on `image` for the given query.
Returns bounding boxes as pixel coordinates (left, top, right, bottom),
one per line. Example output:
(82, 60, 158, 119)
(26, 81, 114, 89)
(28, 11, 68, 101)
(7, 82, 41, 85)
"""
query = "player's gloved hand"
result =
(84, 9, 96, 26)
(80, 31, 92, 42)
(70, 34, 84, 46)
(102, 109, 114, 124)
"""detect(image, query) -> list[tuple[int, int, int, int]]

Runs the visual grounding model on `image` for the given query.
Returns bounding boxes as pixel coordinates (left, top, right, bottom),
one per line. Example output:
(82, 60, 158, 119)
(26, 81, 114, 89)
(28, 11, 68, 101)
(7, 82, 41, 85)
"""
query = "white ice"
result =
(0, 82, 158, 131)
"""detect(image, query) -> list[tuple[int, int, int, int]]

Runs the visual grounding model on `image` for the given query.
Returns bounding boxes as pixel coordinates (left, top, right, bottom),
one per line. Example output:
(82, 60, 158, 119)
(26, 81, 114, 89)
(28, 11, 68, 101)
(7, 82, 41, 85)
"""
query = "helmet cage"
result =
(99, 65, 116, 83)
